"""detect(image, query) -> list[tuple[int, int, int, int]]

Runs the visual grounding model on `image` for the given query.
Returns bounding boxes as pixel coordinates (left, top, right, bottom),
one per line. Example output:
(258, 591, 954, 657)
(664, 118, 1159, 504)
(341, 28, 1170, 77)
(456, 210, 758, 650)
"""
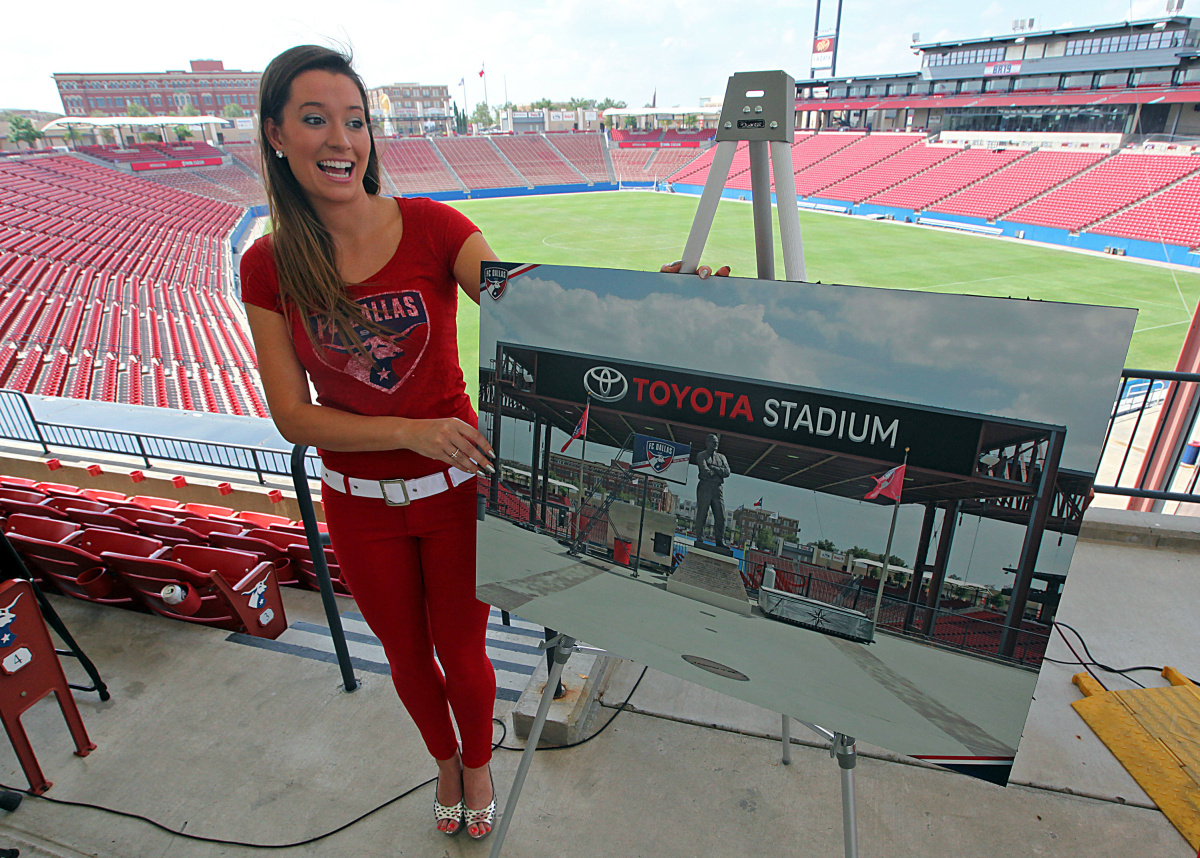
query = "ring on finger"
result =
(449, 449, 460, 459)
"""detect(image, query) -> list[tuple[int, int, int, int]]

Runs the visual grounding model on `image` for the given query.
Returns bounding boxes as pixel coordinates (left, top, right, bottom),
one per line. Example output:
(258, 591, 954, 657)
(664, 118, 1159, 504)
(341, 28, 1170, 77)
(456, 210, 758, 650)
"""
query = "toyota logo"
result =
(583, 366, 628, 402)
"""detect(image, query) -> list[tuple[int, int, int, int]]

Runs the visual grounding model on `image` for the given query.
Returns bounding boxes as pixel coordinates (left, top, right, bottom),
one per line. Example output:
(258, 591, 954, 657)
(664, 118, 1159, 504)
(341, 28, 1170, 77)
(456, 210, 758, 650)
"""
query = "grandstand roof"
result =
(42, 115, 228, 130)
(794, 86, 1200, 113)
(912, 16, 1195, 50)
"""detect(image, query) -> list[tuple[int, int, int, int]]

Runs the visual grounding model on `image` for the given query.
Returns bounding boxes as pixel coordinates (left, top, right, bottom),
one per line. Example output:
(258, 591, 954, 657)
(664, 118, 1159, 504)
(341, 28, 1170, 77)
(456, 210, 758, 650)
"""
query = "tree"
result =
(531, 97, 554, 110)
(6, 115, 44, 150)
(223, 103, 244, 118)
(127, 103, 150, 117)
(814, 538, 837, 552)
(182, 102, 201, 117)
(174, 125, 194, 142)
(568, 97, 594, 110)
(139, 131, 161, 142)
(63, 124, 84, 150)
(470, 102, 493, 128)
(452, 102, 467, 135)
(596, 97, 626, 111)
(848, 545, 871, 559)
(90, 110, 115, 144)
(754, 527, 777, 552)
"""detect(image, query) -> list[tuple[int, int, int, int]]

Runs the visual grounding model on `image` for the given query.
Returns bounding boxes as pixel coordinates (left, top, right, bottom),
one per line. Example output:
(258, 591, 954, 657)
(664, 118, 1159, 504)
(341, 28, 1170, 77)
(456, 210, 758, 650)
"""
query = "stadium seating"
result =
(1007, 153, 1200, 230)
(101, 543, 288, 637)
(78, 142, 224, 166)
(544, 133, 610, 182)
(612, 148, 704, 184)
(0, 155, 251, 412)
(492, 136, 583, 185)
(223, 143, 262, 178)
(377, 138, 463, 194)
(817, 142, 960, 203)
(1090, 174, 1200, 248)
(867, 147, 1026, 210)
(790, 132, 923, 196)
(432, 137, 524, 188)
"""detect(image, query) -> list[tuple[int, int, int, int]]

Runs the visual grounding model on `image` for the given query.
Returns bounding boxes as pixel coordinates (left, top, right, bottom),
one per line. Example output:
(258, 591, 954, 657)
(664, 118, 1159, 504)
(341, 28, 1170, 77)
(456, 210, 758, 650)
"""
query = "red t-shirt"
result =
(240, 196, 479, 480)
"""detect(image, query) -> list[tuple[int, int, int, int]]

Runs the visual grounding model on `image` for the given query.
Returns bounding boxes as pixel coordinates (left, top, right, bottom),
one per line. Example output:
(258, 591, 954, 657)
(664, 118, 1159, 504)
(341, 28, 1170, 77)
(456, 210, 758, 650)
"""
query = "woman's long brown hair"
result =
(257, 45, 391, 355)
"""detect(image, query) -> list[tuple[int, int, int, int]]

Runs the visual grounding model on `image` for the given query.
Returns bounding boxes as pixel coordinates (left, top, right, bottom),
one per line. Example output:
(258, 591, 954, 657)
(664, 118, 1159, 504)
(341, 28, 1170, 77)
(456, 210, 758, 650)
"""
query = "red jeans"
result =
(321, 476, 495, 768)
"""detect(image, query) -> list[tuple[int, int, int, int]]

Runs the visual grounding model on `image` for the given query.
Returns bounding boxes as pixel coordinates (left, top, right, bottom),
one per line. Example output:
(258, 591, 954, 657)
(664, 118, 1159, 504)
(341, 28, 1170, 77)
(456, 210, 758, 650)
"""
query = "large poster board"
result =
(477, 263, 1135, 784)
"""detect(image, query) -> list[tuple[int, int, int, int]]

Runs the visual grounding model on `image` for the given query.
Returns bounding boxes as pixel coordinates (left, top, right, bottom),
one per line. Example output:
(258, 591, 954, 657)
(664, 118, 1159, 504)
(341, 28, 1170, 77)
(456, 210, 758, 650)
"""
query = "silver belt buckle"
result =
(381, 478, 410, 506)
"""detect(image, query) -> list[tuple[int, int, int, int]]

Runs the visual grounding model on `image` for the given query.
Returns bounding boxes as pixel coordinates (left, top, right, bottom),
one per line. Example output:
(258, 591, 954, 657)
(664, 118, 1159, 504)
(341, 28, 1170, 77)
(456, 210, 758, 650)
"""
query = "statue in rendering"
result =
(694, 434, 731, 548)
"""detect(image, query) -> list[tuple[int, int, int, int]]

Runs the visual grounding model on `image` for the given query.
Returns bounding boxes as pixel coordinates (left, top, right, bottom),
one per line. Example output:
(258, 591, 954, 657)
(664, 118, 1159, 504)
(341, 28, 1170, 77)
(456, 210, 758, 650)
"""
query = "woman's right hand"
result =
(660, 260, 731, 279)
(401, 417, 495, 476)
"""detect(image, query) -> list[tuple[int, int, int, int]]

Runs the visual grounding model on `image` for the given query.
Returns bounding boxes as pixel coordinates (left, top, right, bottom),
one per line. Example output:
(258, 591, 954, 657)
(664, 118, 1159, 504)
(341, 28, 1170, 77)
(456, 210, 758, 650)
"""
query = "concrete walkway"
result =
(0, 509, 1194, 857)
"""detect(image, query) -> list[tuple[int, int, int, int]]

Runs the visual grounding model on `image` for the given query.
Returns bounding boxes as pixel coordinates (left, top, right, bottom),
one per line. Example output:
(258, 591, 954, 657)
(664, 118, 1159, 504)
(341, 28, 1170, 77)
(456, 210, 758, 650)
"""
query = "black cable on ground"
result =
(0, 665, 650, 849)
(1048, 620, 1199, 688)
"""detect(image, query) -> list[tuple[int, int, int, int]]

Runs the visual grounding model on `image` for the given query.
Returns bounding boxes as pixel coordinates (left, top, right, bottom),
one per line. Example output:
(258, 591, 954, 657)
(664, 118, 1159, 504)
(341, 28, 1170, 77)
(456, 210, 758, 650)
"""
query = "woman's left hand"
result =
(660, 260, 731, 279)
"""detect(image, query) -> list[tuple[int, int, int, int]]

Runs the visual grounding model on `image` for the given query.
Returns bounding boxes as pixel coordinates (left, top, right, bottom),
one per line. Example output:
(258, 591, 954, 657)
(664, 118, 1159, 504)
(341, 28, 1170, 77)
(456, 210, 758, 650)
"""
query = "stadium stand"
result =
(223, 143, 262, 178)
(613, 147, 704, 184)
(867, 147, 1026, 211)
(815, 142, 960, 203)
(610, 129, 663, 143)
(377, 137, 464, 194)
(1007, 152, 1200, 230)
(432, 137, 524, 189)
(543, 133, 610, 183)
(139, 166, 265, 207)
(78, 142, 224, 165)
(1089, 174, 1200, 249)
(492, 135, 584, 185)
(660, 128, 715, 143)
(929, 149, 1106, 220)
(0, 155, 250, 414)
(790, 132, 923, 197)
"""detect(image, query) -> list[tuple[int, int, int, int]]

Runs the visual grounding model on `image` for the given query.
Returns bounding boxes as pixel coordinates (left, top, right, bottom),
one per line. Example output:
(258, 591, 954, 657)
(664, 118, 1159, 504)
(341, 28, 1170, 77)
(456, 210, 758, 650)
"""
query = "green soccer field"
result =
(451, 191, 1200, 379)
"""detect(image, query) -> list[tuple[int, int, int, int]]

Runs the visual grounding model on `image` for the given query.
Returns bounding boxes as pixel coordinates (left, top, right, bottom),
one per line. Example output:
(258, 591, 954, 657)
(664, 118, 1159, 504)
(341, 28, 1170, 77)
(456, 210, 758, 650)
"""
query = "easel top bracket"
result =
(715, 70, 797, 144)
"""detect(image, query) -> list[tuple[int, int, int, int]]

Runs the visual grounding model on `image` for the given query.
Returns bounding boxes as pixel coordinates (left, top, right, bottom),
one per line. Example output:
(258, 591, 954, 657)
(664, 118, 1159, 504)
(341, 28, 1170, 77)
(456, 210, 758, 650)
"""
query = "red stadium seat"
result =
(101, 545, 287, 638)
(13, 528, 162, 607)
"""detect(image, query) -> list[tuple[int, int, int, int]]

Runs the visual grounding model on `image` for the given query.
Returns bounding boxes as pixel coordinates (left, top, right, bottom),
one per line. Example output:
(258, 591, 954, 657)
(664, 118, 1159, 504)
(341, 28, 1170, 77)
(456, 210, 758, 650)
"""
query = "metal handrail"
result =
(1093, 368, 1200, 503)
(0, 388, 320, 484)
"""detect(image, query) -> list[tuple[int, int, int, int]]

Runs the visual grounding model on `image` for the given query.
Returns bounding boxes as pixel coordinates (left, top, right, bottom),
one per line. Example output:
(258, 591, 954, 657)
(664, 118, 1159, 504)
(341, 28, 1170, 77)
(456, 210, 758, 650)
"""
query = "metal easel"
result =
(490, 70, 861, 858)
(688, 69, 860, 858)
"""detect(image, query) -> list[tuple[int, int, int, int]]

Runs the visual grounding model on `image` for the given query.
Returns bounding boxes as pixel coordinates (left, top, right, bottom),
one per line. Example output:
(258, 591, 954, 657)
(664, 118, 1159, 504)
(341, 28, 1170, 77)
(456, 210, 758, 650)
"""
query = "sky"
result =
(481, 265, 1135, 587)
(4, 0, 1183, 115)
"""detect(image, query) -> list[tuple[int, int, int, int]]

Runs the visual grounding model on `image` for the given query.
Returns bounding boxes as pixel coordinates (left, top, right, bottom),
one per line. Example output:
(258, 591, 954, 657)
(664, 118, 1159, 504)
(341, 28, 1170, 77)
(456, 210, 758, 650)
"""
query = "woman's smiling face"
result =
(266, 69, 371, 209)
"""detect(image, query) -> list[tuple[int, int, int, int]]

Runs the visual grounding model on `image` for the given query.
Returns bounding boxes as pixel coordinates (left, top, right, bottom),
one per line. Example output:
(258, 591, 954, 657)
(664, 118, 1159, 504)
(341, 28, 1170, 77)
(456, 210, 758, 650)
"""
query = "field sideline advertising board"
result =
(476, 263, 1135, 785)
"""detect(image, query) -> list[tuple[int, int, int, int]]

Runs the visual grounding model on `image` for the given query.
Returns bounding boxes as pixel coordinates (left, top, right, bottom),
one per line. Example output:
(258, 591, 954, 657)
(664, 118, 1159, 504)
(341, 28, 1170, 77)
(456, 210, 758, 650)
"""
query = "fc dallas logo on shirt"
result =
(308, 290, 430, 393)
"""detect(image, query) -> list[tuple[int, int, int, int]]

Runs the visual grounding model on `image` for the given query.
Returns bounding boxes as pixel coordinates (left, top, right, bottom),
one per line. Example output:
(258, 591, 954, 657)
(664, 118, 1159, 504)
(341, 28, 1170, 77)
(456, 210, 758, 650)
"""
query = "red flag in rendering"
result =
(560, 403, 590, 453)
(479, 68, 485, 78)
(865, 465, 905, 502)
(753, 498, 763, 507)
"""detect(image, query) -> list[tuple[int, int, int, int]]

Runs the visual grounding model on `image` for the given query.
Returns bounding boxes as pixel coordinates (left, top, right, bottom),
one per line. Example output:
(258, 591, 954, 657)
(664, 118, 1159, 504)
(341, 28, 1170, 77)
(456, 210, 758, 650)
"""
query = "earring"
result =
(275, 149, 285, 159)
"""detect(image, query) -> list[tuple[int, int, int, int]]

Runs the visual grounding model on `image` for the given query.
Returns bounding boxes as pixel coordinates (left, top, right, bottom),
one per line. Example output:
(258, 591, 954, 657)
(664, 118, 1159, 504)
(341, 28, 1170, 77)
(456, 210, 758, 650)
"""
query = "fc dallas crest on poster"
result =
(308, 290, 430, 393)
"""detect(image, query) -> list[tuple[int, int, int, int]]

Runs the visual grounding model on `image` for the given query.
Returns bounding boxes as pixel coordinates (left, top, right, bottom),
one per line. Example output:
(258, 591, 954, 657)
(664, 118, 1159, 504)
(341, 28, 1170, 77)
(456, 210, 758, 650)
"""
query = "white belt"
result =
(321, 465, 475, 506)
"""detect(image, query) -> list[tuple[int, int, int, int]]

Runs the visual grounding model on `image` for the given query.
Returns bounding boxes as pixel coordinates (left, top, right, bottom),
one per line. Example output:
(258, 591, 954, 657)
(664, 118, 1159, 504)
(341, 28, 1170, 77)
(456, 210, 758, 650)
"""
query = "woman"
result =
(241, 45, 499, 838)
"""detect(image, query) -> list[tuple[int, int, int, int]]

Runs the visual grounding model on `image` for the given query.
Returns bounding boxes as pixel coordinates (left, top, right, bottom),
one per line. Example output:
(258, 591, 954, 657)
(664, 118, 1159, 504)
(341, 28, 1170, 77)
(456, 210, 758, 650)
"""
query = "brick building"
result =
(53, 60, 260, 118)
(368, 83, 453, 136)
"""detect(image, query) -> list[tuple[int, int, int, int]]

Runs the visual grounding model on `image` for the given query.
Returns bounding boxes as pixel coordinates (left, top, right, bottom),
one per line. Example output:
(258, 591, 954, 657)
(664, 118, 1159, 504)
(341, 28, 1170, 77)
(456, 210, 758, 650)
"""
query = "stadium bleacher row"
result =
(79, 141, 224, 165)
(0, 155, 264, 416)
(661, 130, 1200, 249)
(0, 476, 352, 640)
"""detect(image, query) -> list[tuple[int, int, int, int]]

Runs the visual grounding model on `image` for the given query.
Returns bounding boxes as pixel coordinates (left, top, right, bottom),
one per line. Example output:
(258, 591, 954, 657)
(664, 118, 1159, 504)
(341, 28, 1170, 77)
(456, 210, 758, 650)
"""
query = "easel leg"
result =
(488, 635, 575, 858)
(835, 734, 859, 858)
